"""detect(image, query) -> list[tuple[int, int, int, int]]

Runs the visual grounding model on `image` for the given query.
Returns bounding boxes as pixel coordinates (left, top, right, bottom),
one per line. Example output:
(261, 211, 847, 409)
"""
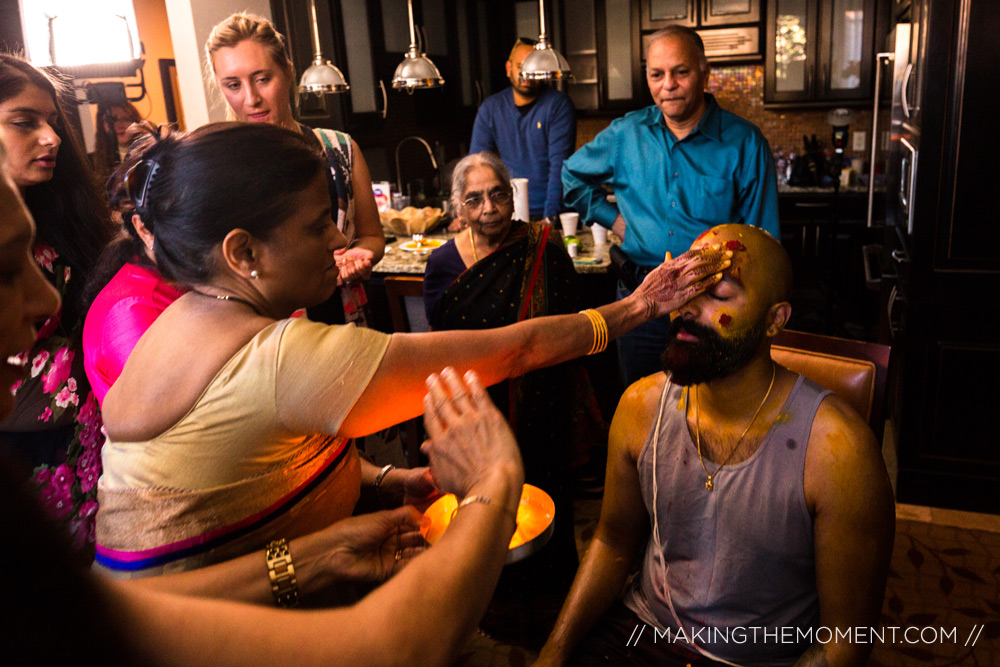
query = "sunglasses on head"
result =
(124, 158, 161, 210)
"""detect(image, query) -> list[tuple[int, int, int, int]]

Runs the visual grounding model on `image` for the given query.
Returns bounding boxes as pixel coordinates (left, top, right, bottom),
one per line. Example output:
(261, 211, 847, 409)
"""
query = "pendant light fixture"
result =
(520, 0, 571, 82)
(298, 0, 349, 94)
(391, 0, 445, 91)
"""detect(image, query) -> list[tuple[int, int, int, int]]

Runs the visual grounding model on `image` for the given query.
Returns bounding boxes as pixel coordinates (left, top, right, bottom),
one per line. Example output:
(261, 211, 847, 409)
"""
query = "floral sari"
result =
(0, 243, 105, 560)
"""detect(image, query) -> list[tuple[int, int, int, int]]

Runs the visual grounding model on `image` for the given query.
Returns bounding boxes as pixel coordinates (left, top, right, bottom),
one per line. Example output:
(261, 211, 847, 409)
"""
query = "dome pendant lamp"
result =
(519, 0, 571, 82)
(298, 0, 350, 94)
(391, 0, 445, 91)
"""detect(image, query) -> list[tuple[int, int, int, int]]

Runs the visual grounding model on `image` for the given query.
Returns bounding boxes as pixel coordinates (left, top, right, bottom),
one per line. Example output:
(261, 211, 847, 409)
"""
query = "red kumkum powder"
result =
(725, 240, 746, 252)
(719, 314, 732, 327)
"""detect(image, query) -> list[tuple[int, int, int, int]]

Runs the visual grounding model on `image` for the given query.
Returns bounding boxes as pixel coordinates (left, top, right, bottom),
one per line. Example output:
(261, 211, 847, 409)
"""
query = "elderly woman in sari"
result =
(422, 152, 594, 645)
(94, 123, 731, 608)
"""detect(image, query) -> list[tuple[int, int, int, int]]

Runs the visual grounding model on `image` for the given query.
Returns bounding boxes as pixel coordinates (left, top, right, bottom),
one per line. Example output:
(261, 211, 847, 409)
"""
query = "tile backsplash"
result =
(576, 65, 875, 168)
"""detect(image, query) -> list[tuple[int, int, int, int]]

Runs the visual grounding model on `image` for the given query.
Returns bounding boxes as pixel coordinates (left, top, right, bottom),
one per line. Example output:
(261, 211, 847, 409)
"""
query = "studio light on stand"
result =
(298, 0, 349, 94)
(391, 0, 444, 92)
(29, 8, 145, 98)
(519, 0, 571, 82)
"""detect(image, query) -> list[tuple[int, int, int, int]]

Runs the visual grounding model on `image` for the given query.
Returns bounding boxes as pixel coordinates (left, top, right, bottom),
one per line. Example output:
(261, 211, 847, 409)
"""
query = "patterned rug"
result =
(870, 517, 1000, 665)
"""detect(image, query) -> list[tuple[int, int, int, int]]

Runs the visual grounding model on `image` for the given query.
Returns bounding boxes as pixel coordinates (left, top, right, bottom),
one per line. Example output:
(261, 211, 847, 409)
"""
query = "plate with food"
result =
(398, 237, 443, 254)
(421, 484, 555, 564)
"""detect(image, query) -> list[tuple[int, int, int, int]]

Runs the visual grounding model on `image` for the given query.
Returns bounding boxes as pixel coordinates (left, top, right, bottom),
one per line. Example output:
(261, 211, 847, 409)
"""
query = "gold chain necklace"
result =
(468, 227, 478, 263)
(693, 363, 776, 491)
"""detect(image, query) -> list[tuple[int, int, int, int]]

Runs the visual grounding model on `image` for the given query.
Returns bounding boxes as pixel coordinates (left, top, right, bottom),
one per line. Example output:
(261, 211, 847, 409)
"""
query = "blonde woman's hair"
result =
(204, 12, 296, 119)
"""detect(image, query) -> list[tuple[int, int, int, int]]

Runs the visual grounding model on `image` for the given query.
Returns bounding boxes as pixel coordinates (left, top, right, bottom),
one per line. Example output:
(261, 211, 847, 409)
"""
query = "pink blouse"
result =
(83, 263, 185, 405)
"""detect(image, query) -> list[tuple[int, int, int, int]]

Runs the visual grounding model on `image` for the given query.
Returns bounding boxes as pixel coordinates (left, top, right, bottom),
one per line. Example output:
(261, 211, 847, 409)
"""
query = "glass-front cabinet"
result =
(765, 0, 877, 105)
(562, 0, 642, 111)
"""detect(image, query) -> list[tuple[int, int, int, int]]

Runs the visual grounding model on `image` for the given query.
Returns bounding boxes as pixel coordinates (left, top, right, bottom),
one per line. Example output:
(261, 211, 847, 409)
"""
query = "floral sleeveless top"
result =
(3, 243, 105, 559)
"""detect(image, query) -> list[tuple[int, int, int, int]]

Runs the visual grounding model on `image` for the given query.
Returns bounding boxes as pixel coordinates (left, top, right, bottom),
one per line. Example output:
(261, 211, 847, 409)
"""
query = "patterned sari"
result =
(430, 221, 603, 640)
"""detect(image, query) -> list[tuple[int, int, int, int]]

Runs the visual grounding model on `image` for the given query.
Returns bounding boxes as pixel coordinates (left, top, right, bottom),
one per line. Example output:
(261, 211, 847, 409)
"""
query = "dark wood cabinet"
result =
(764, 0, 879, 107)
(562, 0, 644, 111)
(640, 0, 760, 29)
(883, 0, 1000, 514)
(641, 0, 697, 27)
(639, 0, 762, 64)
(701, 0, 761, 26)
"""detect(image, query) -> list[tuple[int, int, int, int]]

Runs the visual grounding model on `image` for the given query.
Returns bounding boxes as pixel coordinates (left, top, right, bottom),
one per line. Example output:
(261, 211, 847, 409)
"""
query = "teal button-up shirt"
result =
(562, 94, 779, 266)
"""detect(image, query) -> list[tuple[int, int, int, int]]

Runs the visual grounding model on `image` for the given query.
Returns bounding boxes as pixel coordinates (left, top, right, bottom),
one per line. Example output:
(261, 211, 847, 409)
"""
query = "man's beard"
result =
(660, 316, 766, 386)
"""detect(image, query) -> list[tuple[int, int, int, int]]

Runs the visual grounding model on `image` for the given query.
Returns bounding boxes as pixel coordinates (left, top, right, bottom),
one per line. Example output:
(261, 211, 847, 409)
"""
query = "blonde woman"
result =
(205, 12, 384, 325)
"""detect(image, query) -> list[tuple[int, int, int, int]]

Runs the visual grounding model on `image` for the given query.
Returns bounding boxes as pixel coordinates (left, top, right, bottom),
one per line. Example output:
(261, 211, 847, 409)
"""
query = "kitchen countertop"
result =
(778, 183, 882, 194)
(373, 225, 614, 275)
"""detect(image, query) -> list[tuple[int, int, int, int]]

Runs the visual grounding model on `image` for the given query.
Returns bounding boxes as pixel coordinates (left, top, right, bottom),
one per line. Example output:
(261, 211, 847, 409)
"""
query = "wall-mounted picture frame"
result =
(158, 58, 184, 128)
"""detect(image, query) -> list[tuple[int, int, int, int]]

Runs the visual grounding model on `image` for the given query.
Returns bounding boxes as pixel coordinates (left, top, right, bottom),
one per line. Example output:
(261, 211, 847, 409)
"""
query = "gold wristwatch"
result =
(265, 538, 299, 608)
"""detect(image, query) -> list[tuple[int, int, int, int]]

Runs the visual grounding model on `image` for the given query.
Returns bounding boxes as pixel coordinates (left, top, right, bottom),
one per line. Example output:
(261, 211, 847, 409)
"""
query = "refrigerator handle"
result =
(901, 63, 914, 118)
(868, 53, 895, 228)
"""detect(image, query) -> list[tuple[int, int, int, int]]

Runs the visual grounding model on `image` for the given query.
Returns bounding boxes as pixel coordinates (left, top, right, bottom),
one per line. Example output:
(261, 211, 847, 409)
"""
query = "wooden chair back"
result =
(771, 329, 891, 443)
(384, 276, 428, 333)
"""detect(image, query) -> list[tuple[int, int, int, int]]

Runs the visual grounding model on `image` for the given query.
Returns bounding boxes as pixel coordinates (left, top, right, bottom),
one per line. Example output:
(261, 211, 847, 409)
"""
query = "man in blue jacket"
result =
(563, 26, 780, 387)
(470, 38, 576, 220)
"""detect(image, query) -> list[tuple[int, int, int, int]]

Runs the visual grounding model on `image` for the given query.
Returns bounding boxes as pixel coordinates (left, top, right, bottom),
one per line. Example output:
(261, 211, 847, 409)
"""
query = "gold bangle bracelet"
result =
(580, 309, 608, 355)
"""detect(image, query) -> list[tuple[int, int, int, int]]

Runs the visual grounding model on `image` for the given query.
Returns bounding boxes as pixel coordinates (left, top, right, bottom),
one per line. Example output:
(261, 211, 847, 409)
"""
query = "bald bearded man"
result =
(536, 225, 893, 667)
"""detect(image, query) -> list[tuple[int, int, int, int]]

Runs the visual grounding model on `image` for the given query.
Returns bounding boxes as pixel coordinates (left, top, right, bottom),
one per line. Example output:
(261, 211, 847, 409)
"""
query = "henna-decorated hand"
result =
(632, 246, 731, 319)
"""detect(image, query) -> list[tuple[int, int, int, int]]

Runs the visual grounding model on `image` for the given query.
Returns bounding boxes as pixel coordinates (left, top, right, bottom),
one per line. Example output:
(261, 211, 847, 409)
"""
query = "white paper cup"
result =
(566, 241, 579, 258)
(511, 178, 529, 222)
(591, 224, 608, 246)
(559, 212, 579, 237)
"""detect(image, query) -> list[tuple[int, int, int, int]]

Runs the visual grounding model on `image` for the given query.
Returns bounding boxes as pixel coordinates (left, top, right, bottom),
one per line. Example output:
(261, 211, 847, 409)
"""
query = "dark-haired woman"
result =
(0, 53, 114, 558)
(83, 124, 185, 405)
(95, 121, 730, 592)
(91, 99, 142, 182)
(0, 158, 524, 664)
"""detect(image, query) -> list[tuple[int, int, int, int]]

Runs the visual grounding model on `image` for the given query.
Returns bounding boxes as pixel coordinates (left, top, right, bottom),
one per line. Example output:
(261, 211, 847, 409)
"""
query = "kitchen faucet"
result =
(394, 135, 439, 198)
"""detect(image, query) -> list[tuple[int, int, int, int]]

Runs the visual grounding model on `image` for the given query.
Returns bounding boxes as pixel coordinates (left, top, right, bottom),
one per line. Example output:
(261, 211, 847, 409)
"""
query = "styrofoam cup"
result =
(591, 224, 608, 245)
(559, 212, 579, 237)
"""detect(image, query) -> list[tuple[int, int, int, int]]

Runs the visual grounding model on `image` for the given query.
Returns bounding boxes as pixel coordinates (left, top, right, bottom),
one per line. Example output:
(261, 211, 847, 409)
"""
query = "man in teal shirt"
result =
(562, 25, 779, 386)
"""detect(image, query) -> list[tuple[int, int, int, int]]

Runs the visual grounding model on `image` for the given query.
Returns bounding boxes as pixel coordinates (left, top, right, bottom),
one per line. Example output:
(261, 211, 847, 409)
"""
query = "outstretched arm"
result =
(338, 249, 730, 437)
(795, 397, 895, 667)
(535, 374, 662, 665)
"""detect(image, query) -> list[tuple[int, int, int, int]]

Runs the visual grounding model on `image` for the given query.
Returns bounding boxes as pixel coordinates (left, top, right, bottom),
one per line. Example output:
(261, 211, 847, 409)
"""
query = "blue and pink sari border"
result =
(95, 439, 351, 571)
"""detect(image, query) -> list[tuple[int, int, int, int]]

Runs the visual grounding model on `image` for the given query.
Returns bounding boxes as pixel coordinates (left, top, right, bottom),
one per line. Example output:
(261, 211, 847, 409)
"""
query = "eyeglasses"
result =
(124, 158, 161, 210)
(461, 189, 513, 211)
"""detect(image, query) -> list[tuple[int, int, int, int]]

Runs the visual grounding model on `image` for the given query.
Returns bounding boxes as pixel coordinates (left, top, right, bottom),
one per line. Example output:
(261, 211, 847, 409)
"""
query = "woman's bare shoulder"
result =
(102, 295, 277, 442)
